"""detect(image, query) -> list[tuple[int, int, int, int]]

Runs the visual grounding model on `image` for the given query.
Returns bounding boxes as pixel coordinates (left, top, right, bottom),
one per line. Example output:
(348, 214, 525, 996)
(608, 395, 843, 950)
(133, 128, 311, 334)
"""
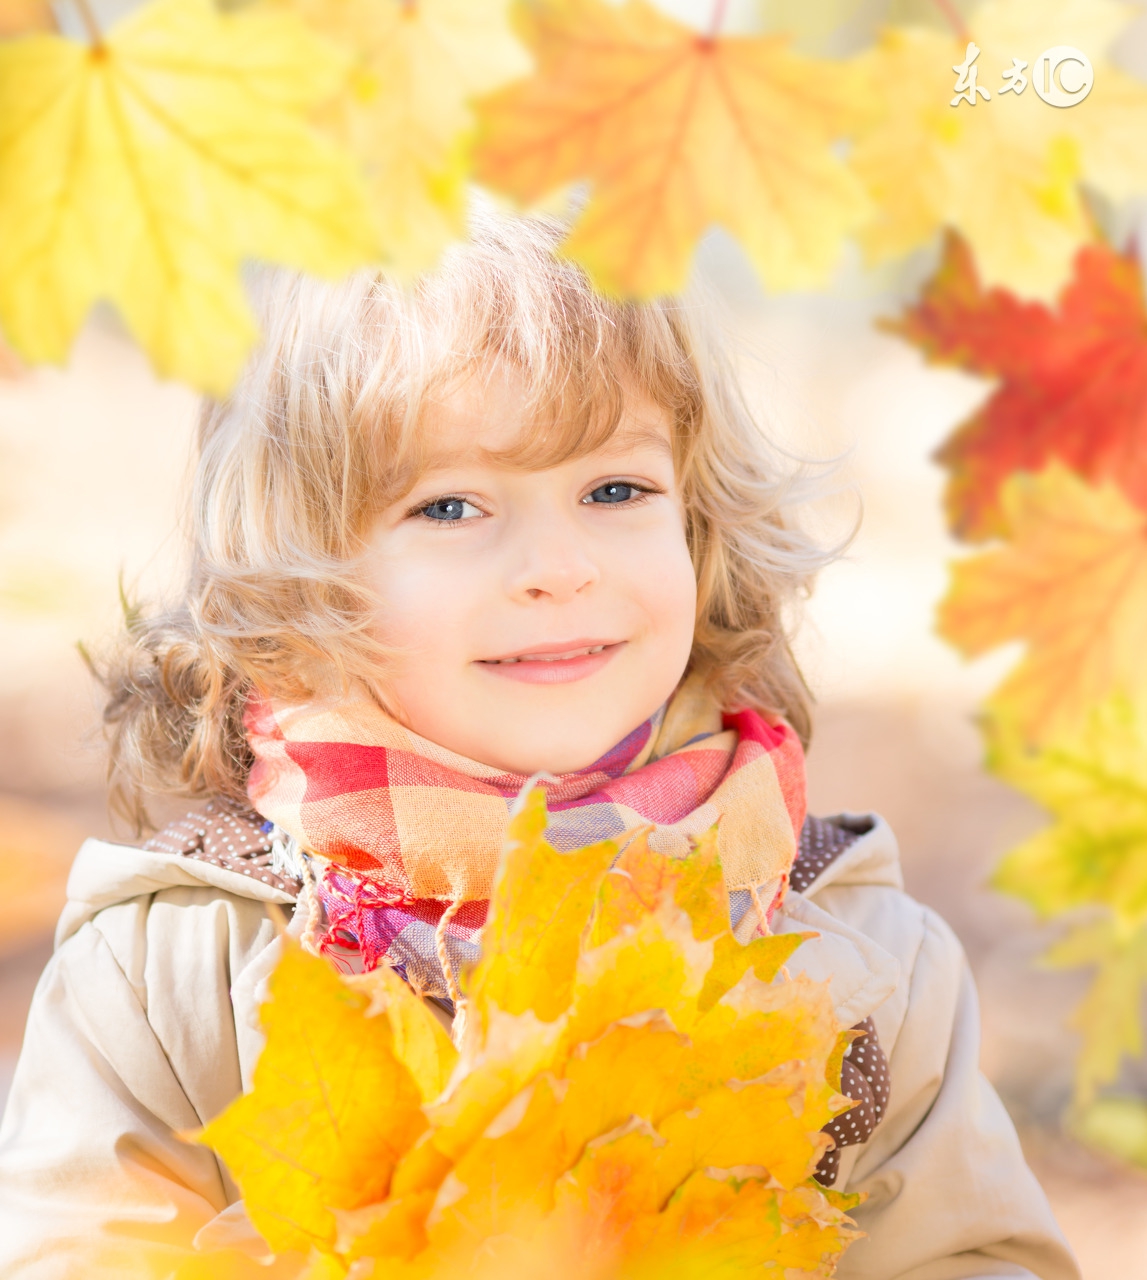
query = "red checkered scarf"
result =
(245, 673, 805, 1003)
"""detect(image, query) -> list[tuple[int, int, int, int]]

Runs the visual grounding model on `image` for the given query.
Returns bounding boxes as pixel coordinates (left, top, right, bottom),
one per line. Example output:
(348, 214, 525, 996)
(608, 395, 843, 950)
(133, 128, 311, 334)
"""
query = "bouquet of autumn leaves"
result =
(190, 789, 862, 1279)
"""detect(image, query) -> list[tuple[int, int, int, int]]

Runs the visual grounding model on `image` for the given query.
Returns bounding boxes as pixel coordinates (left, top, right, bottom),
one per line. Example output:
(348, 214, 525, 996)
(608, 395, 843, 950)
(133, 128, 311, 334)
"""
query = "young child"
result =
(0, 215, 1078, 1279)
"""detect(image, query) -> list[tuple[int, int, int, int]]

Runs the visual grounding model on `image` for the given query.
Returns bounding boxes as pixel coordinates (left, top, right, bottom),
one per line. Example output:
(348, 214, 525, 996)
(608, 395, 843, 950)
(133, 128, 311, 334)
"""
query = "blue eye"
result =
(419, 497, 480, 522)
(584, 482, 640, 505)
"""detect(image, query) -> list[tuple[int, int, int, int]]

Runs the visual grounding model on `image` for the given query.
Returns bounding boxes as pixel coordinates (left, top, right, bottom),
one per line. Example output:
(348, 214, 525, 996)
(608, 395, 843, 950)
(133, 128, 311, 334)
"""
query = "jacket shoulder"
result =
(57, 801, 297, 948)
(795, 814, 965, 1059)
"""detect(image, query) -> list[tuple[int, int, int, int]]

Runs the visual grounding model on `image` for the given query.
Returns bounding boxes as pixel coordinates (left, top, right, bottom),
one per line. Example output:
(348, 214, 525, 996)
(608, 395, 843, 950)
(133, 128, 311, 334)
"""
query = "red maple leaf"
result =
(885, 232, 1147, 543)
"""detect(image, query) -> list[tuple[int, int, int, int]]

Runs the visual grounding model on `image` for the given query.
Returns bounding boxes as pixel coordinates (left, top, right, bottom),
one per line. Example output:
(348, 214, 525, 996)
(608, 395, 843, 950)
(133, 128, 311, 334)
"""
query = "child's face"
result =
(362, 368, 697, 774)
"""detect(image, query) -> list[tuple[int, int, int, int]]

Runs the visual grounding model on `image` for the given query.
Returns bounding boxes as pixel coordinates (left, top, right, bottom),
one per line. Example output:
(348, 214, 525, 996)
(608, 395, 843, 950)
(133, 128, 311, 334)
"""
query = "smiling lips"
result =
(476, 641, 624, 684)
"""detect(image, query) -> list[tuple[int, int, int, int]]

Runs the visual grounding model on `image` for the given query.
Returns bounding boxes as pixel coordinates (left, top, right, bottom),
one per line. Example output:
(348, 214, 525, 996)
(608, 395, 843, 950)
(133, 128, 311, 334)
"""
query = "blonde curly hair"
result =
(99, 212, 832, 830)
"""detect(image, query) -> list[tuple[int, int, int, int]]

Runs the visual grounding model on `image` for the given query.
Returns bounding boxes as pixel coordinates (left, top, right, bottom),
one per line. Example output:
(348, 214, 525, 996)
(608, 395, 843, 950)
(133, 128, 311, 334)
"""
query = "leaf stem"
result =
(73, 0, 104, 47)
(933, 0, 969, 42)
(707, 0, 730, 39)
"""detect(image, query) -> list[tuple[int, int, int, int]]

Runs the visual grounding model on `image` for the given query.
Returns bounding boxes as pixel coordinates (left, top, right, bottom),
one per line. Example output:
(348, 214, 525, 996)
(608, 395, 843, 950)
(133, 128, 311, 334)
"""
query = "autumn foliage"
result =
(473, 0, 870, 297)
(5, 0, 1147, 390)
(3, 0, 1147, 1166)
(937, 463, 1147, 745)
(988, 699, 1147, 1108)
(892, 237, 1147, 1120)
(194, 790, 860, 1278)
(889, 233, 1147, 542)
(0, 0, 377, 396)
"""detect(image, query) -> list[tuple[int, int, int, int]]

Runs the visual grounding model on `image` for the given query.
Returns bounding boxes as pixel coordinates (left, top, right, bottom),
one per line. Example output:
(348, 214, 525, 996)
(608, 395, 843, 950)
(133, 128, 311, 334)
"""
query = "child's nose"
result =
(505, 530, 601, 603)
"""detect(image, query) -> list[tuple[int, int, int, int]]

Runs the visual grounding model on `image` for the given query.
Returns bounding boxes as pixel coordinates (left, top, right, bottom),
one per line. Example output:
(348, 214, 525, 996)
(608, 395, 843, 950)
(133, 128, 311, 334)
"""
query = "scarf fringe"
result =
(434, 898, 464, 1007)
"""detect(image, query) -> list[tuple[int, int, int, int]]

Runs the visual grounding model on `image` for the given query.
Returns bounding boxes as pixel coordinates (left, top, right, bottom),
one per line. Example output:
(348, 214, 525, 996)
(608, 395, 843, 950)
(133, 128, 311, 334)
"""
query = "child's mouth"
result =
(475, 641, 624, 684)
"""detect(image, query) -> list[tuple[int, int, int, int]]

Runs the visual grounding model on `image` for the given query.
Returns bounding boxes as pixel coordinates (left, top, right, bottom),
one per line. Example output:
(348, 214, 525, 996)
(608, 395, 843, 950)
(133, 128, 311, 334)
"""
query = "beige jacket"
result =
(0, 816, 1079, 1280)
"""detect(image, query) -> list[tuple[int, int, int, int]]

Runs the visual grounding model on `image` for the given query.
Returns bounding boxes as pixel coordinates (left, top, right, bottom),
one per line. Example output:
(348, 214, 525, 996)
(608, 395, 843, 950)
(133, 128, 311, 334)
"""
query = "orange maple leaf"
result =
(473, 0, 870, 297)
(0, 0, 54, 36)
(938, 463, 1147, 744)
(887, 232, 1147, 543)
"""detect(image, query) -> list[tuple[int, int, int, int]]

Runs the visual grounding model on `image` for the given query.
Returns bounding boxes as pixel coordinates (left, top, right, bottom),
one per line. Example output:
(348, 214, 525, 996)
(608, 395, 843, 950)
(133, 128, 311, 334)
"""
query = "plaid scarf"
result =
(245, 673, 805, 1002)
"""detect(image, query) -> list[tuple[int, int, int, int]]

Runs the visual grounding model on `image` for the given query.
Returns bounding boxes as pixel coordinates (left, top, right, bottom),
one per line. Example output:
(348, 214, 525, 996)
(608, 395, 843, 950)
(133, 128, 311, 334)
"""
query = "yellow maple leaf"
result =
(346, 962, 458, 1103)
(197, 944, 429, 1255)
(465, 786, 618, 1024)
(650, 1174, 853, 1274)
(473, 0, 871, 297)
(989, 698, 1147, 1102)
(1046, 916, 1147, 1105)
(990, 697, 1147, 922)
(938, 463, 1147, 744)
(850, 0, 1147, 299)
(655, 1065, 838, 1190)
(1072, 1094, 1147, 1171)
(266, 0, 530, 275)
(172, 1248, 313, 1280)
(690, 971, 847, 1104)
(699, 928, 805, 1010)
(556, 1015, 696, 1139)
(973, 0, 1147, 203)
(334, 1189, 436, 1263)
(0, 0, 377, 395)
(197, 790, 859, 1278)
(593, 825, 729, 944)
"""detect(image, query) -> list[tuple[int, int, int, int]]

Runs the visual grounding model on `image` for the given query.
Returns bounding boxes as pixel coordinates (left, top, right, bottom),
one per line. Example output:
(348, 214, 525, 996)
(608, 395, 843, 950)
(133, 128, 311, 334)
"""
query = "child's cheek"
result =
(364, 540, 484, 655)
(628, 516, 697, 629)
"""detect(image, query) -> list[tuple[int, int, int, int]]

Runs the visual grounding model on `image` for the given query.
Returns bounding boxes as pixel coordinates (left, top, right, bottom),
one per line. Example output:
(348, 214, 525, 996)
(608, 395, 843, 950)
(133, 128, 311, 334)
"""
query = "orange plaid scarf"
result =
(246, 673, 805, 999)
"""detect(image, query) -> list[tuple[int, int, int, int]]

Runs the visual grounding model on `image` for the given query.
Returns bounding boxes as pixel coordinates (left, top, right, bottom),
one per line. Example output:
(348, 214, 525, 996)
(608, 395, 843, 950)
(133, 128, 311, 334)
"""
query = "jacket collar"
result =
(796, 813, 905, 896)
(774, 814, 904, 1027)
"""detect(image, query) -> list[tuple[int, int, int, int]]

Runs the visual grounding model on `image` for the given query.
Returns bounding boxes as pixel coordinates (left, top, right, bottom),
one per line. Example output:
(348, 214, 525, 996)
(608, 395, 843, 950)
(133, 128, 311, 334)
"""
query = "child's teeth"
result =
(493, 645, 607, 664)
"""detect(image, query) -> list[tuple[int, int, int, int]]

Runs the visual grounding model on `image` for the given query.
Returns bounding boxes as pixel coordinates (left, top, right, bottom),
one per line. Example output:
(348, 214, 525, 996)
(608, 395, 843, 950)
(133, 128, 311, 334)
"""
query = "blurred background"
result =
(3, 0, 1147, 1276)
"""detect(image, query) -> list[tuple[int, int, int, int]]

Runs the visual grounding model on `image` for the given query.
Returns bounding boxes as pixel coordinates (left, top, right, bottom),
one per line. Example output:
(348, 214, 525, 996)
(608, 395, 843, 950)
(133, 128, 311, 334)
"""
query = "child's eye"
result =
(416, 496, 482, 523)
(581, 482, 651, 506)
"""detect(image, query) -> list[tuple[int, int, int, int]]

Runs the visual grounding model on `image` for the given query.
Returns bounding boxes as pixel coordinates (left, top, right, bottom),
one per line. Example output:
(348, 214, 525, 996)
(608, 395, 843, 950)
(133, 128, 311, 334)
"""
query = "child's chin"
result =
(481, 713, 644, 778)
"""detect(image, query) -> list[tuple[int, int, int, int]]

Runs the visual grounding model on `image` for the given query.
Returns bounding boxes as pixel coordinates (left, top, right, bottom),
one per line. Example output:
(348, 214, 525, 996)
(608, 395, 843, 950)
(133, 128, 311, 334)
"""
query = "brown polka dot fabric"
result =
(790, 813, 875, 895)
(815, 1016, 891, 1186)
(790, 818, 891, 1187)
(142, 797, 301, 897)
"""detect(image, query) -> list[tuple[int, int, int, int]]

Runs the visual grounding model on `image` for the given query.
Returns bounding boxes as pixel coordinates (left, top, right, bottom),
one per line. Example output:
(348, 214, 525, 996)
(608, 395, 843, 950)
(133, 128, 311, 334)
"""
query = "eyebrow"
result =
(602, 424, 674, 460)
(418, 422, 675, 474)
(473, 425, 674, 468)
